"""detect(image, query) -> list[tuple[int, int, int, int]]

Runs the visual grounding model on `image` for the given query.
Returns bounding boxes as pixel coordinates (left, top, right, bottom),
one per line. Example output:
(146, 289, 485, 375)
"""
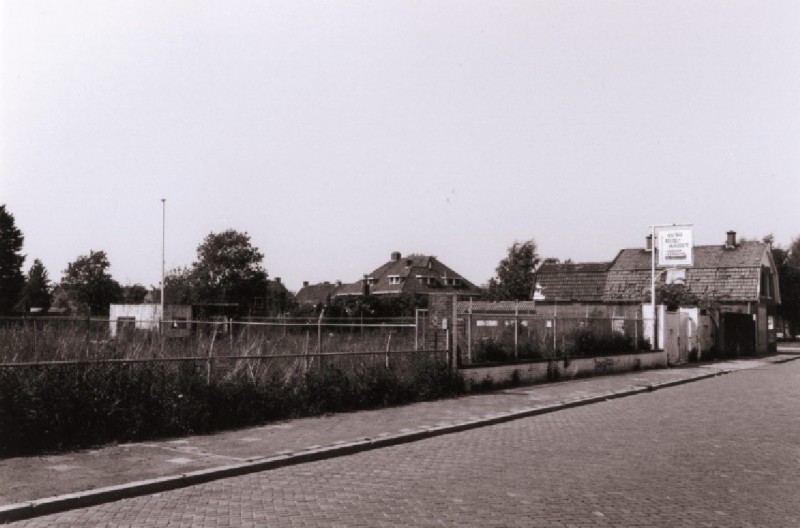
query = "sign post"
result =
(649, 223, 693, 350)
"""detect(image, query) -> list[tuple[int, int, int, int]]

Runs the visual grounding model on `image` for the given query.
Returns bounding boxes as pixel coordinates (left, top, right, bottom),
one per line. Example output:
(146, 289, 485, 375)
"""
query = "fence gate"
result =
(664, 311, 690, 365)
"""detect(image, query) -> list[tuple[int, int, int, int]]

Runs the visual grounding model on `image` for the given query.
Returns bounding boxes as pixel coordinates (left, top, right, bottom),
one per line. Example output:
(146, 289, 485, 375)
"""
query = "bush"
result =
(473, 338, 508, 363)
(566, 329, 635, 356)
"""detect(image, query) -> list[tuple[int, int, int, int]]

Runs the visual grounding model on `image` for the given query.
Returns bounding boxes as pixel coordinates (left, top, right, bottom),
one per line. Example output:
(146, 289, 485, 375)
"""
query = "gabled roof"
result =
(533, 241, 776, 305)
(610, 241, 770, 270)
(295, 282, 341, 306)
(605, 241, 773, 303)
(535, 262, 610, 302)
(334, 252, 481, 298)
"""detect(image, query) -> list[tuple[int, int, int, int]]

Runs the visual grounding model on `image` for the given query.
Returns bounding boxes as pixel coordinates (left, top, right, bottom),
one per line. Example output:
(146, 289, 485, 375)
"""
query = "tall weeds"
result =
(0, 320, 460, 457)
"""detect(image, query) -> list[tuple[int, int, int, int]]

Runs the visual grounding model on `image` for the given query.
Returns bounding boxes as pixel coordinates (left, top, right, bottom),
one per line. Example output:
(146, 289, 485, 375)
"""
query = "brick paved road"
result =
(9, 360, 800, 527)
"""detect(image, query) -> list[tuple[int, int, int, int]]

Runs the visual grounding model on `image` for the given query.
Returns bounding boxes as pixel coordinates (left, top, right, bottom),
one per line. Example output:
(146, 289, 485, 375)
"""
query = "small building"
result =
(109, 304, 192, 338)
(533, 230, 781, 357)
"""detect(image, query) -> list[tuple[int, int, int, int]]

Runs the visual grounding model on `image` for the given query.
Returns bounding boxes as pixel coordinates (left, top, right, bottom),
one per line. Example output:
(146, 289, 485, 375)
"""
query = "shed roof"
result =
(535, 262, 610, 302)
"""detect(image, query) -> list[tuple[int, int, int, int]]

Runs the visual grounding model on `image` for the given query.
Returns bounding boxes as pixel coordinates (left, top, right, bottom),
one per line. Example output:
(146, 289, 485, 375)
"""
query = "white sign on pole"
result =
(657, 227, 693, 267)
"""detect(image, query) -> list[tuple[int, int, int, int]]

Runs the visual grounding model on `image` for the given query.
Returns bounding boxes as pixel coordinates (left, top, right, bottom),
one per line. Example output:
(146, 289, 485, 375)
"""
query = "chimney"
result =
(275, 277, 281, 285)
(645, 234, 653, 251)
(335, 280, 342, 287)
(302, 281, 309, 288)
(726, 230, 737, 249)
(362, 274, 370, 297)
(391, 251, 401, 262)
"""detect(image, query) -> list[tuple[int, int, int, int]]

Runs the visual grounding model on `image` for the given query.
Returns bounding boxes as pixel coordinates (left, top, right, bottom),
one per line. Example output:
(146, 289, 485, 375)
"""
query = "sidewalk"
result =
(2, 349, 799, 522)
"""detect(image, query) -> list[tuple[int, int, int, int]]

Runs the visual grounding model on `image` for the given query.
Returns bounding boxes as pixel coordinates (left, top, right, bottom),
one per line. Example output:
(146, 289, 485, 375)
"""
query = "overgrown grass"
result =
(0, 354, 462, 458)
(0, 319, 460, 457)
(471, 326, 649, 364)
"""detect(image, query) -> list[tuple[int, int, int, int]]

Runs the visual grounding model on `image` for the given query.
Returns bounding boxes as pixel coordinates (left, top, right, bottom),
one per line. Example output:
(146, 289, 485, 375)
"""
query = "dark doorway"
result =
(719, 312, 755, 357)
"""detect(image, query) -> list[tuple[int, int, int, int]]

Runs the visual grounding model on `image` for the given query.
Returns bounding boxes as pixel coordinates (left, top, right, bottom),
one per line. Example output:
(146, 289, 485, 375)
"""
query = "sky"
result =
(2, 0, 799, 292)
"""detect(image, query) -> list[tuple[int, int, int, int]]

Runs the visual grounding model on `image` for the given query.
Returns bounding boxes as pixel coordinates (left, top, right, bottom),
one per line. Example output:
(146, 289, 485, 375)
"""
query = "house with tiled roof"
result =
(333, 251, 482, 299)
(294, 251, 481, 314)
(295, 281, 341, 308)
(532, 231, 781, 355)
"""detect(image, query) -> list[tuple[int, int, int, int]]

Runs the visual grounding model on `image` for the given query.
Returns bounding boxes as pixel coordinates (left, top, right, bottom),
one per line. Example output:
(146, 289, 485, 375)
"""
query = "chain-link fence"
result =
(459, 312, 651, 365)
(0, 315, 440, 375)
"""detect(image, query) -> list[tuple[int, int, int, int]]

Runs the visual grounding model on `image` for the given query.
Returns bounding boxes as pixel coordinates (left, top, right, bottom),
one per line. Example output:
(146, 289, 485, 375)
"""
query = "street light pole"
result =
(161, 198, 166, 331)
(651, 224, 656, 348)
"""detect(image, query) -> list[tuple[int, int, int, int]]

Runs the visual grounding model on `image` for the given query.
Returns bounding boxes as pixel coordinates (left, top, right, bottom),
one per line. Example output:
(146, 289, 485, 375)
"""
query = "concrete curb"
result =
(0, 369, 730, 524)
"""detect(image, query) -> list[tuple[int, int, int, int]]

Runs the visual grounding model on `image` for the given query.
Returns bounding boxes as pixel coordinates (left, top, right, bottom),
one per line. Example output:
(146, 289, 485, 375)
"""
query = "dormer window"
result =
(443, 277, 462, 287)
(416, 275, 438, 286)
(366, 276, 377, 286)
(388, 275, 401, 285)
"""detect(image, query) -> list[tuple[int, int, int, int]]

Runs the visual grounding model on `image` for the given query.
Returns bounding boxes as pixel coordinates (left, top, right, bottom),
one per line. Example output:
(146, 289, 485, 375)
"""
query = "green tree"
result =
(121, 284, 148, 304)
(164, 266, 197, 305)
(188, 230, 268, 310)
(487, 240, 540, 301)
(15, 259, 52, 312)
(58, 250, 122, 315)
(0, 205, 25, 313)
(773, 235, 800, 336)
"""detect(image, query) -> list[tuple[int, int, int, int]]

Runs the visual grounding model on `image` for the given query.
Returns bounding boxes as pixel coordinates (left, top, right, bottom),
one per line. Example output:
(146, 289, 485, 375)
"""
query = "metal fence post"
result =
(467, 311, 472, 364)
(451, 295, 458, 370)
(385, 331, 392, 368)
(553, 314, 558, 355)
(304, 331, 310, 373)
(514, 303, 519, 359)
(317, 309, 324, 369)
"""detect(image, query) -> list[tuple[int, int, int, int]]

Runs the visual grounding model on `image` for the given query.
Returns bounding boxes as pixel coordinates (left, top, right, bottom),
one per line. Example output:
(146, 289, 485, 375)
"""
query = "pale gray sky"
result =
(2, 0, 799, 292)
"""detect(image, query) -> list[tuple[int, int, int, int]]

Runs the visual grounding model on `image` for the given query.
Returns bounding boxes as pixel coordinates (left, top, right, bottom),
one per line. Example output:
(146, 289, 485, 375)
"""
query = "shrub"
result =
(473, 338, 508, 363)
(566, 329, 635, 356)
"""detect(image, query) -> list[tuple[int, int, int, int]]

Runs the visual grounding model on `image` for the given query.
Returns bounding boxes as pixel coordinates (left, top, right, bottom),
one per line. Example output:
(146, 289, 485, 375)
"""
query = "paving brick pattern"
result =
(1, 359, 765, 505)
(7, 359, 800, 527)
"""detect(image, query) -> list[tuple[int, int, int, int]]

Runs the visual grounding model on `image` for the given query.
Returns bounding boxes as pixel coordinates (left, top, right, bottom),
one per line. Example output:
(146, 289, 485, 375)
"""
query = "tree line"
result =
(3, 203, 798, 333)
(0, 205, 273, 317)
(0, 204, 541, 318)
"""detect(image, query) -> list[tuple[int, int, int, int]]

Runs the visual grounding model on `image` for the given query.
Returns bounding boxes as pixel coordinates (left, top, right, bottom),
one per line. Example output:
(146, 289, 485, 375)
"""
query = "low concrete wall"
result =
(460, 350, 668, 391)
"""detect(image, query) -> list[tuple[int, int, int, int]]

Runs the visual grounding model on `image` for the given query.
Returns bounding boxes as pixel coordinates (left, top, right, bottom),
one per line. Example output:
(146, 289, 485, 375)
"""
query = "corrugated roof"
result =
(456, 300, 538, 313)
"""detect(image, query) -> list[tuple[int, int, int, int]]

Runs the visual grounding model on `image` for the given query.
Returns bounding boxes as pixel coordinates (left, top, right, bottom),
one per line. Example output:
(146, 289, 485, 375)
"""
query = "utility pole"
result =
(161, 198, 166, 331)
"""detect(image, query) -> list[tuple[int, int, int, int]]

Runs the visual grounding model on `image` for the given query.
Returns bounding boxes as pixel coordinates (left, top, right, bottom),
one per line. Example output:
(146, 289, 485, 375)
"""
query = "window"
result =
(172, 317, 188, 330)
(388, 275, 401, 285)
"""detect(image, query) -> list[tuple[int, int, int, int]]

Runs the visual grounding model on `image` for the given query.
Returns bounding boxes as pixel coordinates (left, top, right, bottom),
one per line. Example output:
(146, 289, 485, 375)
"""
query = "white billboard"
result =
(657, 227, 693, 267)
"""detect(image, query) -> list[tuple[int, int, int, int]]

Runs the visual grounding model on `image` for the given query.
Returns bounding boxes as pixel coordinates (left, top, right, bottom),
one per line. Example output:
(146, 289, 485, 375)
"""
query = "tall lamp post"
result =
(161, 198, 166, 331)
